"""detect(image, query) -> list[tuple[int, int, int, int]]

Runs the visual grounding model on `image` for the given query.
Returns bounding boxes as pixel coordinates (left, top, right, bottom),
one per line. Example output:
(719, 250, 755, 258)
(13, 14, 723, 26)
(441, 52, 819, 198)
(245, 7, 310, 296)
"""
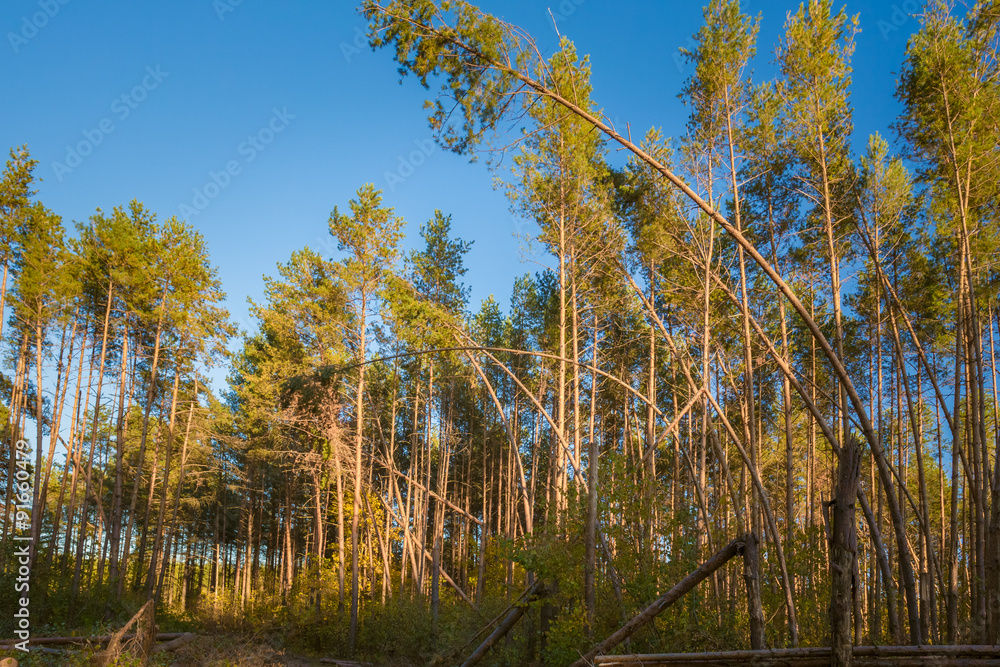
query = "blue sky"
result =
(2, 0, 922, 391)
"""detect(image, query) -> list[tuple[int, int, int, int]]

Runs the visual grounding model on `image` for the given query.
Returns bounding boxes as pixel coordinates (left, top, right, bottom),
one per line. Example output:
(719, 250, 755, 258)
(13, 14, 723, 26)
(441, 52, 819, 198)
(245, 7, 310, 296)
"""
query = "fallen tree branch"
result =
(461, 580, 548, 667)
(0, 632, 186, 646)
(569, 536, 747, 667)
(151, 632, 197, 653)
(594, 645, 1000, 666)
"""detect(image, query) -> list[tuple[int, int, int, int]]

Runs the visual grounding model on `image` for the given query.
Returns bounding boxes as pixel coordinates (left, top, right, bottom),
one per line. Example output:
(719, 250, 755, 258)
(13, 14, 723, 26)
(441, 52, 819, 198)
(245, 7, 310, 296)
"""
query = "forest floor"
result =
(0, 633, 396, 666)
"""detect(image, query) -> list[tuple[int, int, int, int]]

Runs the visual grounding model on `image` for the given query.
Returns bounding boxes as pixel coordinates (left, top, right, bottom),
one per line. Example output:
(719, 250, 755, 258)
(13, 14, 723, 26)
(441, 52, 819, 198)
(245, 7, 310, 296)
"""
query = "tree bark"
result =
(831, 436, 861, 666)
(743, 533, 766, 650)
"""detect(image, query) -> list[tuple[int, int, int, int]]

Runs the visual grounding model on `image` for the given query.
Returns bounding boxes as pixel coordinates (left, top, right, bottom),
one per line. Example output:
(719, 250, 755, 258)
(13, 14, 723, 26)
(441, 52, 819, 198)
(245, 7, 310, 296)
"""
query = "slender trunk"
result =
(106, 326, 129, 597)
(556, 173, 568, 524)
(476, 414, 488, 604)
(47, 319, 88, 566)
(987, 308, 1000, 643)
(725, 88, 759, 540)
(35, 318, 76, 565)
(157, 380, 197, 596)
(121, 301, 166, 593)
(700, 172, 717, 560)
(283, 478, 293, 600)
(349, 290, 367, 653)
(948, 281, 965, 642)
(132, 406, 165, 591)
(71, 283, 114, 606)
(29, 321, 46, 562)
(146, 369, 181, 600)
(334, 442, 346, 612)
(1, 337, 28, 563)
(585, 319, 599, 629)
(62, 333, 95, 568)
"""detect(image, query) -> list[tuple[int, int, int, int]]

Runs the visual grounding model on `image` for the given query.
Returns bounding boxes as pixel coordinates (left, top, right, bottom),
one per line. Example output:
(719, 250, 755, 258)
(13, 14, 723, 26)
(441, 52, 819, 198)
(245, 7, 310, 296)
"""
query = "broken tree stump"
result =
(742, 532, 766, 650)
(92, 599, 156, 666)
(831, 435, 861, 666)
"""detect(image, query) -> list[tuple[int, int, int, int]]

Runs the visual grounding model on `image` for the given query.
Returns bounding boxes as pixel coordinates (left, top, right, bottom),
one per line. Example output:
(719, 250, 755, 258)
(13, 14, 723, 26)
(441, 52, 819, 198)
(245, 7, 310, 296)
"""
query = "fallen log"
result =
(598, 657, 1000, 666)
(0, 646, 78, 656)
(0, 632, 196, 660)
(594, 645, 1000, 666)
(570, 536, 746, 667)
(151, 632, 197, 653)
(460, 580, 548, 667)
(432, 579, 544, 667)
(0, 632, 185, 646)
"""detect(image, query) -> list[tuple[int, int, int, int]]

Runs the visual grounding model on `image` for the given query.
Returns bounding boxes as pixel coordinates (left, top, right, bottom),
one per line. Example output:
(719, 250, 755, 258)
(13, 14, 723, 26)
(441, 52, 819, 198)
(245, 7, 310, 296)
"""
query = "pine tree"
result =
(328, 184, 404, 652)
(896, 1, 1000, 642)
(9, 202, 69, 561)
(0, 145, 36, 553)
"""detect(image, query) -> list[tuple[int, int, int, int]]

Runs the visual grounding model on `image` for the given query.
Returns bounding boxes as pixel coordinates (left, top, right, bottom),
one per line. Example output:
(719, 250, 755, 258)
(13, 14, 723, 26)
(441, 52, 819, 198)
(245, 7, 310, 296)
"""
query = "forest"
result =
(1, 0, 999, 665)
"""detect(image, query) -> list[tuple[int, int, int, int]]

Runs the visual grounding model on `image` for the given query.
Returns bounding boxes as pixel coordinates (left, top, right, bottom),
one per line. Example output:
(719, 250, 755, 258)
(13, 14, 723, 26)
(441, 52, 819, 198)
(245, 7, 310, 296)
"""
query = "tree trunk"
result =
(585, 319, 599, 629)
(831, 436, 861, 667)
(121, 302, 166, 593)
(743, 533, 766, 650)
(106, 326, 129, 599)
(146, 370, 181, 600)
(157, 381, 197, 597)
(71, 282, 114, 607)
(349, 289, 367, 653)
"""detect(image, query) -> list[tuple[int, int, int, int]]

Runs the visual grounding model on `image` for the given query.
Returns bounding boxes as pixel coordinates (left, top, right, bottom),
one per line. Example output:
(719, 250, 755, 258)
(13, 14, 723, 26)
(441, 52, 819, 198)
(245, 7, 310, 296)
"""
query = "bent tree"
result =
(364, 0, 997, 646)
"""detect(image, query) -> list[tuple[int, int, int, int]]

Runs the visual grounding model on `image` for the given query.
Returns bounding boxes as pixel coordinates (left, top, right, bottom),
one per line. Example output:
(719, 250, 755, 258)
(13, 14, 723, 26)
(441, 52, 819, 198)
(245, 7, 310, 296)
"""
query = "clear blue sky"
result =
(2, 0, 921, 391)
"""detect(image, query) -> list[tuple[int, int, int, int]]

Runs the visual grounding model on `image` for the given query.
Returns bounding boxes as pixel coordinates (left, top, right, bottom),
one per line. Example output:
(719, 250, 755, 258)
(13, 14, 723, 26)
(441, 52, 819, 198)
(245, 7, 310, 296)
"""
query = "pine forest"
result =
(1, 1, 999, 665)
